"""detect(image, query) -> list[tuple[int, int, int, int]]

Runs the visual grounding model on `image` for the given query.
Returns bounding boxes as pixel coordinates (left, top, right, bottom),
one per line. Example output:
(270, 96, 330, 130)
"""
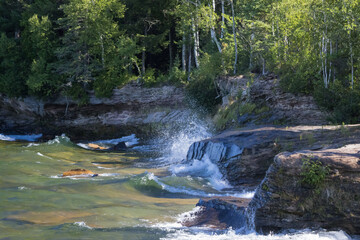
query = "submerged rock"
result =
(181, 197, 250, 229)
(87, 143, 108, 150)
(62, 169, 98, 177)
(249, 144, 360, 234)
(109, 142, 127, 151)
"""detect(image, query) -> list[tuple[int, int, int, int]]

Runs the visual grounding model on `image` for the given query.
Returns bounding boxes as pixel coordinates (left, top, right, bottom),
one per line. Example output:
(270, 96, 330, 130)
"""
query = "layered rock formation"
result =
(186, 125, 360, 234)
(216, 74, 327, 126)
(186, 125, 360, 187)
(0, 83, 188, 140)
(250, 144, 360, 234)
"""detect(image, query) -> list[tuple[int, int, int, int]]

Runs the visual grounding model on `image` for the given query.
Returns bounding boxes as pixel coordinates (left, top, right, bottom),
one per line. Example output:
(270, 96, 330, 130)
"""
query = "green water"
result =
(0, 137, 198, 239)
(0, 136, 354, 240)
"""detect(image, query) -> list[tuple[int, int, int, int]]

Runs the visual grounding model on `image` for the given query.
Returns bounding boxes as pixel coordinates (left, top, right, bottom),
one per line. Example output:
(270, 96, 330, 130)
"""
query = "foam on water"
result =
(93, 134, 139, 147)
(0, 133, 42, 142)
(161, 229, 352, 240)
(170, 155, 231, 191)
(73, 221, 93, 229)
(36, 152, 53, 159)
(137, 172, 254, 198)
(47, 134, 71, 145)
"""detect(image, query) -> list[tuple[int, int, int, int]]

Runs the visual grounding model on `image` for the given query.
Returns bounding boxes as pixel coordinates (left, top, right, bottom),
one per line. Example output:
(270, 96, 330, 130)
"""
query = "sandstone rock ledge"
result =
(186, 124, 360, 187)
(250, 144, 360, 235)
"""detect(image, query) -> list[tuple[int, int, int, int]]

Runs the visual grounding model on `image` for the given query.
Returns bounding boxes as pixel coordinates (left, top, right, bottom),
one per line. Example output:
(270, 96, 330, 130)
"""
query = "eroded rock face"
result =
(250, 144, 360, 234)
(186, 125, 360, 187)
(0, 84, 188, 140)
(216, 74, 328, 126)
(181, 197, 250, 229)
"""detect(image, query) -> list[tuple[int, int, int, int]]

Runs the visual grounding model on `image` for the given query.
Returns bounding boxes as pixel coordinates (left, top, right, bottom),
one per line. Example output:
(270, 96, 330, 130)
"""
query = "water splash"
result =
(161, 229, 352, 240)
(157, 117, 212, 164)
(170, 155, 231, 191)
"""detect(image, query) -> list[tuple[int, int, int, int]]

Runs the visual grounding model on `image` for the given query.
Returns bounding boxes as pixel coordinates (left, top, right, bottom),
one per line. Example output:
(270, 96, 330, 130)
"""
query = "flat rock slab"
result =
(186, 124, 360, 187)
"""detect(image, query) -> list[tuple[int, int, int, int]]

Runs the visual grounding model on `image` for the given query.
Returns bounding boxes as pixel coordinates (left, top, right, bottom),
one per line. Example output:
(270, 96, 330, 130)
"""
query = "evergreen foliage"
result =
(0, 0, 359, 122)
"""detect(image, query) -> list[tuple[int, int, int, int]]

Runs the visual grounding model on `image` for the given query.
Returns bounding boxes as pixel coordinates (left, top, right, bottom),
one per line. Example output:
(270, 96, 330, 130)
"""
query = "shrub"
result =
(300, 156, 329, 188)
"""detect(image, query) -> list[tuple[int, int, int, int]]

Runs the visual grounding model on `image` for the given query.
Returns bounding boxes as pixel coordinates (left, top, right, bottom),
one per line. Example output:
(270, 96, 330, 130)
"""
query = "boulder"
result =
(109, 142, 127, 151)
(181, 197, 250, 229)
(62, 169, 98, 177)
(249, 144, 360, 234)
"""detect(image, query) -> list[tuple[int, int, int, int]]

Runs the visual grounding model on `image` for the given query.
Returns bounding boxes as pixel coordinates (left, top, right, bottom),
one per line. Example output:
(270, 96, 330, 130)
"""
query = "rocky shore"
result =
(185, 125, 360, 234)
(0, 83, 188, 140)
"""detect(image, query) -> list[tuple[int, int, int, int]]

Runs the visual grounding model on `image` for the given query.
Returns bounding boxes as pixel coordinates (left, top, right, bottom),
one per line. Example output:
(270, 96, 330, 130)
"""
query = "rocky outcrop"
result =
(0, 83, 188, 140)
(186, 125, 360, 187)
(216, 74, 328, 126)
(181, 197, 250, 229)
(250, 74, 327, 125)
(250, 144, 360, 234)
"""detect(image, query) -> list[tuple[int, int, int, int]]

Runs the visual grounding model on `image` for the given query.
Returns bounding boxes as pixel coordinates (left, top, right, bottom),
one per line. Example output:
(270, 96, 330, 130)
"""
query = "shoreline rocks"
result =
(0, 83, 189, 141)
(250, 144, 360, 235)
(181, 197, 250, 229)
(186, 125, 360, 187)
(62, 169, 98, 177)
(185, 125, 360, 234)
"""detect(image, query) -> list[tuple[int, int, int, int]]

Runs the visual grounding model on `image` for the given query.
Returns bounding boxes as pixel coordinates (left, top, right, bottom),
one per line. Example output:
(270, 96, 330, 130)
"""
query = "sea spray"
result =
(157, 116, 212, 164)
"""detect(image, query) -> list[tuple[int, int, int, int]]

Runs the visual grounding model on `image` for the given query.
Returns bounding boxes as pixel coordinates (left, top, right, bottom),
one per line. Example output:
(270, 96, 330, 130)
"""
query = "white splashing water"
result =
(161, 229, 352, 240)
(73, 221, 93, 229)
(93, 134, 139, 147)
(170, 155, 231, 191)
(47, 134, 70, 145)
(0, 133, 42, 142)
(36, 152, 53, 159)
(160, 119, 212, 163)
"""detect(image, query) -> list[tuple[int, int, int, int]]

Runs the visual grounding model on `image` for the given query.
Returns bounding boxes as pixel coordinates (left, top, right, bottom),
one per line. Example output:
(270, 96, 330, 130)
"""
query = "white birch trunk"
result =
(182, 33, 186, 71)
(188, 33, 192, 81)
(192, 19, 200, 68)
(230, 0, 237, 74)
(221, 0, 225, 40)
(209, 1, 222, 53)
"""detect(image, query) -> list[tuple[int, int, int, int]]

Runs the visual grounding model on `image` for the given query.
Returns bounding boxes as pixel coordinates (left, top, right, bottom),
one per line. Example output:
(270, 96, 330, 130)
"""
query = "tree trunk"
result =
(100, 34, 105, 68)
(230, 0, 237, 74)
(193, 19, 200, 68)
(221, 0, 225, 40)
(142, 24, 147, 76)
(210, 1, 222, 53)
(182, 33, 186, 71)
(169, 30, 173, 70)
(188, 33, 192, 81)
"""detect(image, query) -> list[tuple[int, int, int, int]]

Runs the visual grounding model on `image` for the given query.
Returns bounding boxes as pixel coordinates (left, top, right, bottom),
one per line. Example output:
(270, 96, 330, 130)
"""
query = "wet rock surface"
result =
(250, 144, 360, 234)
(181, 197, 250, 229)
(186, 125, 360, 187)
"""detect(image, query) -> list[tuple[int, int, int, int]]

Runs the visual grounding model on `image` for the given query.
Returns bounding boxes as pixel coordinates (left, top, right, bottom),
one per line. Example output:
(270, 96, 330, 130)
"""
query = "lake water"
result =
(0, 130, 353, 240)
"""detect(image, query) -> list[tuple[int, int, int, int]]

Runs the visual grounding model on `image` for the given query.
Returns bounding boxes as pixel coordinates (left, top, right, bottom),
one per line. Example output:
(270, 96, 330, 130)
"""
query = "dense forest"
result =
(0, 0, 360, 122)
